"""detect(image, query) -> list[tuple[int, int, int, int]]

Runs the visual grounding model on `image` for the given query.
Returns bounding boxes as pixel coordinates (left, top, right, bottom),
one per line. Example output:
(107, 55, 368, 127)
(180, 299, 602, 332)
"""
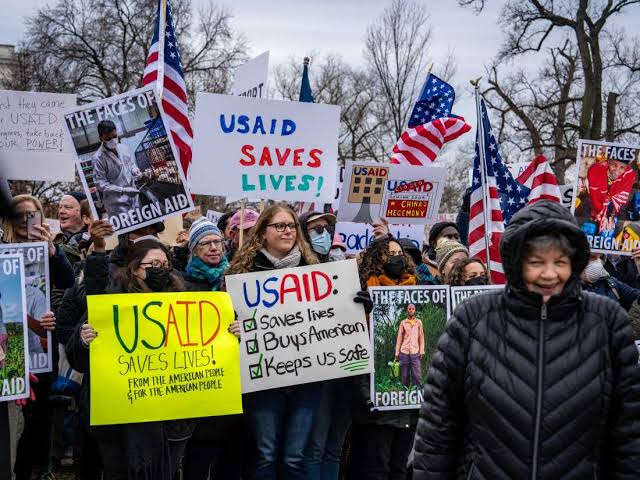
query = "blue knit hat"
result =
(188, 217, 222, 253)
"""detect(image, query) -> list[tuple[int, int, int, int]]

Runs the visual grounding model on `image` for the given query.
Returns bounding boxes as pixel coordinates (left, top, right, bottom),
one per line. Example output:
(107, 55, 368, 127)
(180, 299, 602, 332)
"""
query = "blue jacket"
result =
(582, 276, 640, 311)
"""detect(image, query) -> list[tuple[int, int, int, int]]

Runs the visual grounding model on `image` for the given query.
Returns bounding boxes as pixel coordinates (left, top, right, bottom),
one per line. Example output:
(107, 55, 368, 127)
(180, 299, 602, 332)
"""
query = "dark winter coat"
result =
(413, 200, 640, 480)
(583, 276, 640, 311)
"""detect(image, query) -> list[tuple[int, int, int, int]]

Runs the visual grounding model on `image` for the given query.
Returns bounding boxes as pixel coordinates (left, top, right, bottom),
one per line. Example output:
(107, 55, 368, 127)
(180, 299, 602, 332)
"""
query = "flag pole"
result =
(156, 0, 168, 100)
(472, 79, 492, 268)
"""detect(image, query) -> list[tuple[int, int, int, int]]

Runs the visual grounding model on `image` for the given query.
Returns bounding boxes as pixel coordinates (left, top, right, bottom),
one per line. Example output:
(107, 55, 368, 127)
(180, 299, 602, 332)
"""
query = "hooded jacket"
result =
(413, 201, 640, 479)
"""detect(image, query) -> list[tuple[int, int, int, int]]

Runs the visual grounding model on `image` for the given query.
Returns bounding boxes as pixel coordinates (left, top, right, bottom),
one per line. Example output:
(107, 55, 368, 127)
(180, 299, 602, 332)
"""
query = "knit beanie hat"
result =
(188, 217, 222, 253)
(435, 240, 469, 273)
(64, 191, 87, 205)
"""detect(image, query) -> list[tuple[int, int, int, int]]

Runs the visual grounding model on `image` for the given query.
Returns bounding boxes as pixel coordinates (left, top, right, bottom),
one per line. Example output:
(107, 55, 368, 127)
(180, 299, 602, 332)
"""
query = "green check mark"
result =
(243, 309, 258, 333)
(246, 336, 259, 355)
(249, 353, 263, 379)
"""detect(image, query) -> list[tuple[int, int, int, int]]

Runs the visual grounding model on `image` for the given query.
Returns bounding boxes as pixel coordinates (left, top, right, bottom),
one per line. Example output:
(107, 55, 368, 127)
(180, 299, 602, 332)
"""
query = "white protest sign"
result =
(225, 259, 373, 393)
(191, 94, 340, 203)
(231, 51, 269, 98)
(450, 285, 504, 312)
(559, 184, 574, 209)
(296, 165, 344, 214)
(337, 161, 447, 225)
(0, 90, 77, 181)
(336, 222, 424, 254)
(206, 210, 224, 225)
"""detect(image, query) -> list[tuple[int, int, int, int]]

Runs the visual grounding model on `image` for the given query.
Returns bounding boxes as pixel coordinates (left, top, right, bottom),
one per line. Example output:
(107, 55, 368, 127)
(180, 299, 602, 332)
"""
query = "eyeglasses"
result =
(197, 239, 223, 249)
(140, 260, 170, 268)
(307, 224, 335, 236)
(267, 222, 298, 233)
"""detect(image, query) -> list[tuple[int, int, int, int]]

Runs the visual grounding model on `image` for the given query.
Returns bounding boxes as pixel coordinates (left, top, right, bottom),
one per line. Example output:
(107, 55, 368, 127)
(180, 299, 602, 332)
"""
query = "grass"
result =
(0, 322, 26, 382)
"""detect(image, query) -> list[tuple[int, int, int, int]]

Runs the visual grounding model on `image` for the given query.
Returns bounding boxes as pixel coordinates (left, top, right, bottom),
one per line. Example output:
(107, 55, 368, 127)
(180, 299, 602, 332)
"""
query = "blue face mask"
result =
(310, 229, 332, 255)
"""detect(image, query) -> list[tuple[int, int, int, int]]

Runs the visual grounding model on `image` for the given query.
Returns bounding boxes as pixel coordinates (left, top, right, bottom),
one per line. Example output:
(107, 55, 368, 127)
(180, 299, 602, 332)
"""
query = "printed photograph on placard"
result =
(0, 254, 30, 402)
(573, 139, 640, 254)
(369, 285, 449, 410)
(64, 86, 193, 235)
(0, 243, 51, 373)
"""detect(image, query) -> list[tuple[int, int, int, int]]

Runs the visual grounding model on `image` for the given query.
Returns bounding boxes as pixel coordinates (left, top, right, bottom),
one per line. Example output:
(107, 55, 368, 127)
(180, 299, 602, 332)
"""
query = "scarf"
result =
(260, 245, 301, 269)
(367, 273, 417, 287)
(186, 255, 228, 291)
(415, 263, 434, 283)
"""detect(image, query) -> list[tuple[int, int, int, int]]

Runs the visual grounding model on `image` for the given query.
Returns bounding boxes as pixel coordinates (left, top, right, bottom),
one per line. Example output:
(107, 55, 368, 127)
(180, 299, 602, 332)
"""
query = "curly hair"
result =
(358, 237, 416, 289)
(447, 258, 488, 286)
(226, 204, 319, 275)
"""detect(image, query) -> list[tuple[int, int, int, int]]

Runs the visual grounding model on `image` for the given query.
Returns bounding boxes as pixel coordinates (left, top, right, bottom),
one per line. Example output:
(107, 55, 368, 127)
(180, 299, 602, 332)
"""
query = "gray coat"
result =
(92, 143, 141, 218)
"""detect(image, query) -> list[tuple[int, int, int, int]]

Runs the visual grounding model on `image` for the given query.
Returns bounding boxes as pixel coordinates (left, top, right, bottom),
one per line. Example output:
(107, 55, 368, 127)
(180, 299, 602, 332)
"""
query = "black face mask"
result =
(145, 267, 171, 291)
(383, 255, 405, 279)
(465, 276, 488, 286)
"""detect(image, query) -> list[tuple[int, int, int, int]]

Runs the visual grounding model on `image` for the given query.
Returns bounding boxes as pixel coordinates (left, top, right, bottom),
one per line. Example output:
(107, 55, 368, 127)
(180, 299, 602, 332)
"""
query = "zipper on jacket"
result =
(531, 303, 547, 480)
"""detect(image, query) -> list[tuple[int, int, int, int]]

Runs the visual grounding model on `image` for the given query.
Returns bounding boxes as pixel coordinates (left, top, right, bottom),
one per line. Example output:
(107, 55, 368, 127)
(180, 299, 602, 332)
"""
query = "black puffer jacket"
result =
(413, 201, 640, 479)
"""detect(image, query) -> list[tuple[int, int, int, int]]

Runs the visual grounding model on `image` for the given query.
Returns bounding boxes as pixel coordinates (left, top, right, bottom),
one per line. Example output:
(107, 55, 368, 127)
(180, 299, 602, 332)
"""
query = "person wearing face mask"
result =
(328, 233, 347, 262)
(77, 239, 193, 479)
(92, 120, 144, 221)
(447, 258, 490, 287)
(298, 212, 372, 479)
(581, 253, 640, 310)
(349, 237, 421, 480)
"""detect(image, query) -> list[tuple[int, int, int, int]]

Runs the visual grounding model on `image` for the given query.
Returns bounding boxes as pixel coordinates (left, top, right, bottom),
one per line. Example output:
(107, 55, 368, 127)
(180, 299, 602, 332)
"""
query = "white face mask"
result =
(583, 259, 607, 283)
(104, 138, 119, 150)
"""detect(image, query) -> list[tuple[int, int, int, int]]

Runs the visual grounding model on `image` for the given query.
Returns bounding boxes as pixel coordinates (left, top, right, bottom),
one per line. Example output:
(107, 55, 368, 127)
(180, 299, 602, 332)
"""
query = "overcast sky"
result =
(1, 1, 636, 142)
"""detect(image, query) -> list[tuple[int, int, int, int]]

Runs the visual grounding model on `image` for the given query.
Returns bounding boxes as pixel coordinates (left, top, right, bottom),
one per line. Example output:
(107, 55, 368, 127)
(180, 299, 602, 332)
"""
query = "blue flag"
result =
(299, 58, 314, 103)
(407, 74, 456, 128)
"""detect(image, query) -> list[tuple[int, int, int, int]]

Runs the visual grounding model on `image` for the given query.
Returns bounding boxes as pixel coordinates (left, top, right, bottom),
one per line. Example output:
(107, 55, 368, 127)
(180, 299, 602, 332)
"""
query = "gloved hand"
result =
(353, 290, 373, 314)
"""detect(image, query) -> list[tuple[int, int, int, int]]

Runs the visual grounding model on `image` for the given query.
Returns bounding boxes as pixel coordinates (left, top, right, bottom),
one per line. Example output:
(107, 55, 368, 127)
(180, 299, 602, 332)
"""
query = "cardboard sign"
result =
(559, 185, 574, 209)
(63, 86, 194, 236)
(87, 292, 242, 425)
(191, 94, 340, 202)
(369, 285, 449, 410)
(335, 222, 424, 254)
(0, 90, 77, 181)
(337, 161, 447, 225)
(231, 51, 269, 98)
(0, 243, 51, 373)
(206, 210, 224, 225)
(449, 285, 504, 312)
(572, 139, 640, 255)
(0, 254, 30, 402)
(225, 259, 373, 393)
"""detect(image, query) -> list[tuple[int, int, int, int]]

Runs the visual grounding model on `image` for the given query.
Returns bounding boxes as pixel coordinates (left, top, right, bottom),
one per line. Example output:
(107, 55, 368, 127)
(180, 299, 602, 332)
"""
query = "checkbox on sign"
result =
(243, 318, 257, 332)
(246, 338, 259, 355)
(249, 363, 263, 379)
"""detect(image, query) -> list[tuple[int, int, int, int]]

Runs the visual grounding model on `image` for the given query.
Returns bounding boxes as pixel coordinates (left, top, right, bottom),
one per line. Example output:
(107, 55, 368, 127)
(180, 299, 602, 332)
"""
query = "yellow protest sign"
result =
(87, 291, 242, 425)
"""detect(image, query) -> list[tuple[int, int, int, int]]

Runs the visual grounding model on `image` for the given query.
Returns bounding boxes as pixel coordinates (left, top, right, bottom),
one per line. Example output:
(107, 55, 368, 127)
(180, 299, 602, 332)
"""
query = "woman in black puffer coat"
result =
(413, 200, 640, 479)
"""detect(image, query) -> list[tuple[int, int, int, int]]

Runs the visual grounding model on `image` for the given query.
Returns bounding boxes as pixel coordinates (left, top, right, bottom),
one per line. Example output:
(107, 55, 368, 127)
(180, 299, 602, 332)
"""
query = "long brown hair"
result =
(447, 257, 489, 286)
(2, 195, 45, 243)
(115, 239, 184, 292)
(358, 238, 416, 289)
(226, 204, 318, 275)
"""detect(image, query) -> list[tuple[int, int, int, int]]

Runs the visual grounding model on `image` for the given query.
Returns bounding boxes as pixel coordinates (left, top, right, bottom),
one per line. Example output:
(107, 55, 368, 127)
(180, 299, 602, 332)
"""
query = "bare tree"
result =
(459, 0, 640, 183)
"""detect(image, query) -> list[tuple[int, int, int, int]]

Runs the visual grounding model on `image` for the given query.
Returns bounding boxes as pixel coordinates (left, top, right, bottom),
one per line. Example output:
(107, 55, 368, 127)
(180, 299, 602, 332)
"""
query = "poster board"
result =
(449, 285, 504, 312)
(0, 242, 51, 373)
(0, 254, 30, 402)
(225, 259, 373, 393)
(337, 161, 447, 225)
(63, 86, 194, 236)
(191, 93, 340, 202)
(369, 285, 449, 410)
(87, 291, 242, 425)
(335, 222, 424, 254)
(0, 90, 77, 181)
(231, 51, 269, 98)
(572, 139, 640, 255)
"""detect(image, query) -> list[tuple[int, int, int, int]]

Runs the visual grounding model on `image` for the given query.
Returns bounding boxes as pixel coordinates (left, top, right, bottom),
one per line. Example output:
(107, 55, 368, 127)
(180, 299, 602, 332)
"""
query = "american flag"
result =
(469, 98, 560, 284)
(143, 0, 193, 179)
(391, 74, 470, 165)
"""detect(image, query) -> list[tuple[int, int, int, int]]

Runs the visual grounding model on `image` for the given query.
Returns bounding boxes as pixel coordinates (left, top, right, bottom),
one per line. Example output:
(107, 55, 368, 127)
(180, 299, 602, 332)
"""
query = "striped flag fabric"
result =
(468, 98, 560, 284)
(391, 74, 470, 165)
(142, 0, 193, 179)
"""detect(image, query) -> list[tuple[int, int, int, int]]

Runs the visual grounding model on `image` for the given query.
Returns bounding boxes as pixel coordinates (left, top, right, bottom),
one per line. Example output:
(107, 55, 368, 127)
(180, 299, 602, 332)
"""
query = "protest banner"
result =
(560, 185, 574, 209)
(335, 222, 424, 254)
(450, 285, 504, 312)
(191, 93, 340, 203)
(87, 291, 242, 425)
(296, 165, 344, 214)
(0, 254, 29, 402)
(337, 161, 447, 225)
(0, 90, 77, 181)
(63, 86, 194, 235)
(573, 139, 640, 255)
(206, 210, 224, 225)
(369, 285, 449, 410)
(0, 243, 51, 373)
(225, 259, 373, 393)
(231, 51, 269, 98)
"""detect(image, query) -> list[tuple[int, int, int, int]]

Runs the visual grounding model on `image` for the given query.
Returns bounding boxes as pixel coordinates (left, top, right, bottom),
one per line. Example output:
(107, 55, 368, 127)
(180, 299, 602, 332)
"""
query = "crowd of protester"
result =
(2, 192, 639, 480)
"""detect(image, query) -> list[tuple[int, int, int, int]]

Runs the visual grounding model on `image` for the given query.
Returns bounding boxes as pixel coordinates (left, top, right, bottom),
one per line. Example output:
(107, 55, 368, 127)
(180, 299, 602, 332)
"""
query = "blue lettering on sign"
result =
(219, 114, 297, 136)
